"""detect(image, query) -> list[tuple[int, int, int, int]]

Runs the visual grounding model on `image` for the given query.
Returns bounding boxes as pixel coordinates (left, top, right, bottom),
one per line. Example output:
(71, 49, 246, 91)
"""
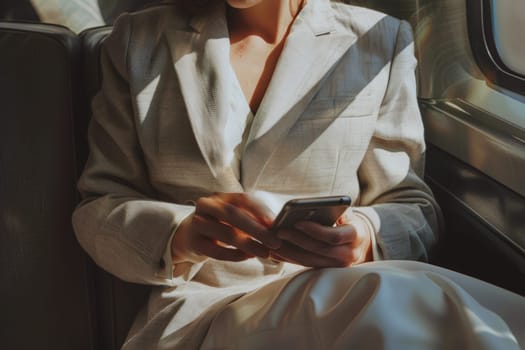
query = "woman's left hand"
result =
(271, 214, 373, 267)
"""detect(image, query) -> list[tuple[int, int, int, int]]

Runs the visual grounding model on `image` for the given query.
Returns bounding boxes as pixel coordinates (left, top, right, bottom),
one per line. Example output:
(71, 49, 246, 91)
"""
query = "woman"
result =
(73, 0, 525, 349)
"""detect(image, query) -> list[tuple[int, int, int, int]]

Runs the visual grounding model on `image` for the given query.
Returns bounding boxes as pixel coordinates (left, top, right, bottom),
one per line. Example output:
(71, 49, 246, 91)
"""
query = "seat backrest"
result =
(80, 26, 151, 350)
(0, 22, 96, 350)
(0, 0, 39, 21)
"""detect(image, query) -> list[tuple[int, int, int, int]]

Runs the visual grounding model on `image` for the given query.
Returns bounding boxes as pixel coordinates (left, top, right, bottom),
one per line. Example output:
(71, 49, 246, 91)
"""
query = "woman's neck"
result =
(227, 0, 305, 44)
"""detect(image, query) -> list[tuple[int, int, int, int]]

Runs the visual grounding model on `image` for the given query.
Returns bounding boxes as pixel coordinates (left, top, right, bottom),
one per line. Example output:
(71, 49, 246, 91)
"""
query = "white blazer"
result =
(73, 0, 441, 291)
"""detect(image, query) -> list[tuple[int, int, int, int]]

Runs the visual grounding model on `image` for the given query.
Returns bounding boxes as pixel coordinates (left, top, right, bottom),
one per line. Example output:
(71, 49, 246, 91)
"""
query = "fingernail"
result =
(263, 216, 274, 226)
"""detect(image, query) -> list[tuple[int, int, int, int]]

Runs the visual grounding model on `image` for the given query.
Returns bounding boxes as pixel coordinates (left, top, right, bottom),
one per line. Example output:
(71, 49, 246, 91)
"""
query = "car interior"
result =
(1, 0, 524, 349)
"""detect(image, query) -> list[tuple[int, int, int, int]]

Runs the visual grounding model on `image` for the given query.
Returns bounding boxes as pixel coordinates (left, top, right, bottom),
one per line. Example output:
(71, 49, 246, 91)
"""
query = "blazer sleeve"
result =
(72, 14, 204, 286)
(354, 20, 444, 261)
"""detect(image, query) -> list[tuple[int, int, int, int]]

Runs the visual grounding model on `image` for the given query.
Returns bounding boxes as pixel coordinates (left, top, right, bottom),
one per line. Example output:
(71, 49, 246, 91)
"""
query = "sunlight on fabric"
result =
(137, 75, 161, 124)
(465, 308, 518, 344)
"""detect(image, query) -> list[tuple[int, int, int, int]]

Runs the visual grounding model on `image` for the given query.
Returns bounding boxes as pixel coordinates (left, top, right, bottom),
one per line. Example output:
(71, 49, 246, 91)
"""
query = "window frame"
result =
(467, 0, 525, 96)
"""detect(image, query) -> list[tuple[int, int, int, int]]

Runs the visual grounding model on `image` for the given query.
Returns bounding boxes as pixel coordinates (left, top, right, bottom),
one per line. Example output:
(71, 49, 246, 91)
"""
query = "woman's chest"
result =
(229, 37, 285, 113)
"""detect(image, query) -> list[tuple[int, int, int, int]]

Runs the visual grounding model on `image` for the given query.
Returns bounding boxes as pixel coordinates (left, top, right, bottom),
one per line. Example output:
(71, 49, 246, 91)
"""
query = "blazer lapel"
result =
(165, 3, 233, 178)
(242, 0, 357, 191)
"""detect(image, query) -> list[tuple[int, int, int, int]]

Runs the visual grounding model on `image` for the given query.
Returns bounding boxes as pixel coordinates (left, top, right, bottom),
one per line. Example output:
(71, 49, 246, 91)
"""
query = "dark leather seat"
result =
(0, 22, 96, 350)
(0, 0, 39, 21)
(0, 21, 149, 350)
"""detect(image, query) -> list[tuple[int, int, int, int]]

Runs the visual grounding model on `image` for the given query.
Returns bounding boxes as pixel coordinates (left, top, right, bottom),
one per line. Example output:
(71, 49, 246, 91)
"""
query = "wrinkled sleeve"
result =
(72, 14, 204, 286)
(354, 20, 443, 261)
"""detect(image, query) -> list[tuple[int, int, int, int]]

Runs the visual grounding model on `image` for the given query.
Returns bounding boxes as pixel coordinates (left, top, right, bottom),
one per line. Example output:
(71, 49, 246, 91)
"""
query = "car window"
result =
(491, 0, 525, 77)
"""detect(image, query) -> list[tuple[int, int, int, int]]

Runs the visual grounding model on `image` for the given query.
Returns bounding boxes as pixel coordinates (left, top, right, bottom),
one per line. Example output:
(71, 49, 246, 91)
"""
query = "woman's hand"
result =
(171, 193, 281, 263)
(271, 214, 373, 267)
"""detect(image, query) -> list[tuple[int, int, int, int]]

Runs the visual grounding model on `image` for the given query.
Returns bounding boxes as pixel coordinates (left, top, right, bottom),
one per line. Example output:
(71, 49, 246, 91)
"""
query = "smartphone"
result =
(271, 195, 351, 230)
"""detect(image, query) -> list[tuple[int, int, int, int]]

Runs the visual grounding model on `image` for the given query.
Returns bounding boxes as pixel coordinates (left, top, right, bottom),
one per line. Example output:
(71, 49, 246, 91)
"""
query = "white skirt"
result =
(125, 261, 525, 350)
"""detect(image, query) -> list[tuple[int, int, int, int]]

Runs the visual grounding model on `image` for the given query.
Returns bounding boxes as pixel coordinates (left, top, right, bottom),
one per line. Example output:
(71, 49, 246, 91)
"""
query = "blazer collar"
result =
(165, 0, 356, 186)
(242, 0, 357, 190)
(166, 2, 233, 179)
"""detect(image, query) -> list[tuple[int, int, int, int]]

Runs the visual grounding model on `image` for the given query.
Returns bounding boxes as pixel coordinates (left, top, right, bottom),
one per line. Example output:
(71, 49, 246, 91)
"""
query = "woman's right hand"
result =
(171, 193, 281, 263)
